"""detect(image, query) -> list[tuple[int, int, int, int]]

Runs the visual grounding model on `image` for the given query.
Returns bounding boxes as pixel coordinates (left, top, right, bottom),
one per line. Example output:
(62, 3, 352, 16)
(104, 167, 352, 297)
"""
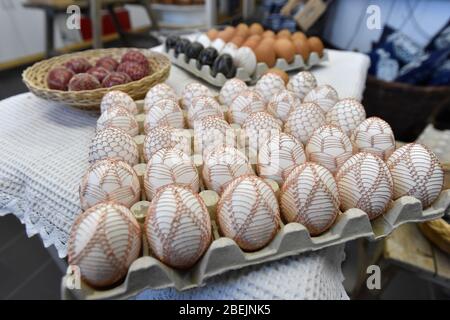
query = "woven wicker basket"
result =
(22, 48, 171, 110)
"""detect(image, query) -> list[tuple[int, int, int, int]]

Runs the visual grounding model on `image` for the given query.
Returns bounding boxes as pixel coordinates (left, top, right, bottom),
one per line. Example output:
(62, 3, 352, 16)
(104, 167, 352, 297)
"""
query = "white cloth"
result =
(0, 48, 369, 299)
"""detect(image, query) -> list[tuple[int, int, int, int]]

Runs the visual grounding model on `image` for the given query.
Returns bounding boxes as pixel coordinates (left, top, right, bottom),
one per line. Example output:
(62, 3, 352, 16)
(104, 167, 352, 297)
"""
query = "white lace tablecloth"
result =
(0, 49, 369, 300)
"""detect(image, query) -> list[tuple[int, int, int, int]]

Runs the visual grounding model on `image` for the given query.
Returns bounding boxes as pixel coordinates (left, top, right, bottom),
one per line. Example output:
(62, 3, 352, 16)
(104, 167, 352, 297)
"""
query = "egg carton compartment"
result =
(166, 48, 328, 87)
(61, 106, 450, 299)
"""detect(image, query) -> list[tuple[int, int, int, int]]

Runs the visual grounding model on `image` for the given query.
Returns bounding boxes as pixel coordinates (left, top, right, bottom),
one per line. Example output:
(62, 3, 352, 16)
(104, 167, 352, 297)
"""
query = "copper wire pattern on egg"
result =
(193, 115, 235, 156)
(386, 143, 444, 208)
(68, 202, 141, 288)
(242, 111, 282, 152)
(143, 126, 191, 162)
(287, 71, 317, 100)
(336, 153, 393, 220)
(326, 98, 366, 136)
(188, 96, 223, 128)
(145, 185, 212, 269)
(228, 90, 266, 125)
(100, 90, 138, 115)
(219, 78, 247, 106)
(182, 83, 213, 110)
(280, 162, 339, 236)
(303, 84, 338, 113)
(144, 83, 178, 113)
(284, 102, 325, 144)
(267, 89, 301, 122)
(97, 106, 139, 137)
(144, 98, 185, 132)
(254, 73, 286, 103)
(217, 175, 280, 251)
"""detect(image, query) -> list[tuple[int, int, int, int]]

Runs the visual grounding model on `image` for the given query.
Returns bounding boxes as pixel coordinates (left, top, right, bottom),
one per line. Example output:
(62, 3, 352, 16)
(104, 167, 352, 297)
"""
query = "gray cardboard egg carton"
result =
(61, 100, 450, 300)
(167, 48, 328, 87)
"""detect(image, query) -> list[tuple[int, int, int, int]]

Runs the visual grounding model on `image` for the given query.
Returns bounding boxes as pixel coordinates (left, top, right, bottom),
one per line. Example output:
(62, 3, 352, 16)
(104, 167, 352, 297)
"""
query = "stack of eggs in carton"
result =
(68, 70, 444, 289)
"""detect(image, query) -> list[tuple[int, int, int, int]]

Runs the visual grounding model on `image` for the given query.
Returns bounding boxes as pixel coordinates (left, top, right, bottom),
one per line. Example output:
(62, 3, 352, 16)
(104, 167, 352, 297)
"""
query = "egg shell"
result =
(102, 71, 131, 88)
(242, 38, 260, 51)
(87, 66, 110, 83)
(207, 28, 219, 40)
(287, 71, 317, 100)
(242, 111, 282, 151)
(144, 99, 185, 132)
(303, 84, 339, 113)
(196, 33, 211, 48)
(293, 38, 311, 62)
(284, 102, 325, 144)
(144, 148, 199, 200)
(308, 36, 324, 56)
(145, 184, 212, 269)
(351, 117, 395, 161)
(326, 98, 366, 136)
(386, 143, 444, 208)
(221, 43, 238, 59)
(182, 82, 213, 109)
(260, 37, 276, 47)
(274, 38, 296, 63)
(234, 46, 257, 76)
(336, 152, 393, 220)
(306, 125, 353, 174)
(217, 175, 280, 251)
(64, 57, 92, 74)
(262, 30, 276, 38)
(144, 83, 178, 113)
(267, 89, 301, 122)
(235, 23, 250, 38)
(211, 38, 226, 53)
(280, 162, 339, 236)
(193, 115, 236, 155)
(292, 32, 307, 42)
(68, 73, 101, 91)
(143, 126, 191, 162)
(79, 159, 140, 210)
(257, 132, 306, 184)
(47, 67, 74, 91)
(254, 73, 286, 103)
(228, 89, 266, 125)
(218, 29, 234, 42)
(117, 61, 149, 81)
(202, 146, 254, 194)
(100, 90, 137, 115)
(230, 35, 245, 47)
(266, 68, 289, 85)
(219, 78, 248, 106)
(249, 23, 264, 35)
(277, 29, 291, 39)
(68, 202, 141, 288)
(88, 127, 139, 166)
(188, 96, 223, 128)
(97, 106, 139, 137)
(254, 42, 276, 68)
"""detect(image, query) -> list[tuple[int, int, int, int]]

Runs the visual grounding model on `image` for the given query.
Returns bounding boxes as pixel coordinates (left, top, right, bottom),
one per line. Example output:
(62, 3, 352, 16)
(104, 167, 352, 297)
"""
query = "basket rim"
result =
(367, 74, 450, 94)
(22, 48, 170, 95)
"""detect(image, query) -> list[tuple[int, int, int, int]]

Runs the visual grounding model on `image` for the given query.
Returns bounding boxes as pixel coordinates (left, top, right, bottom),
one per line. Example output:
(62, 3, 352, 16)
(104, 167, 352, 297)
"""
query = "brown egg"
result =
(274, 38, 296, 63)
(308, 36, 324, 56)
(242, 38, 260, 50)
(207, 28, 219, 40)
(218, 29, 234, 42)
(249, 23, 264, 36)
(292, 31, 307, 42)
(248, 34, 262, 42)
(260, 37, 276, 47)
(231, 36, 245, 47)
(266, 68, 289, 85)
(224, 26, 236, 35)
(262, 30, 275, 38)
(293, 38, 311, 62)
(254, 42, 276, 67)
(236, 23, 249, 37)
(277, 29, 291, 39)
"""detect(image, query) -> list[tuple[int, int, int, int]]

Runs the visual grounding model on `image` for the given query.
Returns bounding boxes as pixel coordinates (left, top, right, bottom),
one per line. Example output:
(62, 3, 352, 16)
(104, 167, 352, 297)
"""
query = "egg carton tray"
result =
(166, 48, 328, 87)
(61, 103, 450, 300)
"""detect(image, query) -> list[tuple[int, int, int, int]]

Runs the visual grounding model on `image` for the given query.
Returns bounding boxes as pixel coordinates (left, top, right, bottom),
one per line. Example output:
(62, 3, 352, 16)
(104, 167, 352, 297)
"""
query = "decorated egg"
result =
(351, 117, 395, 161)
(144, 99, 185, 132)
(211, 54, 236, 78)
(188, 96, 223, 128)
(217, 175, 280, 251)
(202, 146, 254, 194)
(326, 98, 366, 136)
(386, 143, 444, 208)
(257, 132, 306, 184)
(228, 90, 266, 125)
(242, 111, 282, 151)
(196, 47, 219, 71)
(336, 153, 393, 220)
(144, 83, 177, 113)
(303, 84, 338, 113)
(68, 202, 141, 287)
(284, 102, 326, 144)
(267, 89, 301, 122)
(280, 162, 339, 235)
(97, 106, 139, 137)
(219, 78, 247, 106)
(79, 159, 140, 210)
(143, 126, 191, 162)
(193, 115, 235, 155)
(182, 82, 213, 110)
(145, 184, 211, 269)
(144, 148, 199, 200)
(305, 125, 353, 174)
(234, 46, 257, 76)
(287, 71, 317, 100)
(88, 127, 139, 166)
(100, 90, 137, 115)
(254, 73, 286, 102)
(185, 42, 204, 63)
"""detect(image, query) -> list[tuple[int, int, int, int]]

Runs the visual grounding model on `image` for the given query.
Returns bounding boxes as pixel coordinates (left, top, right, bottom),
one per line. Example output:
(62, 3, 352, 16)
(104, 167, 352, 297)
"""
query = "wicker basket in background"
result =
(22, 48, 170, 110)
(363, 75, 450, 142)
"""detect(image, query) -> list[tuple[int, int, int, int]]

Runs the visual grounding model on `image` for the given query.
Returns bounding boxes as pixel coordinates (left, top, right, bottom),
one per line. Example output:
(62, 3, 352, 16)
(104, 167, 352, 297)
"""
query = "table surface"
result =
(0, 48, 370, 299)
